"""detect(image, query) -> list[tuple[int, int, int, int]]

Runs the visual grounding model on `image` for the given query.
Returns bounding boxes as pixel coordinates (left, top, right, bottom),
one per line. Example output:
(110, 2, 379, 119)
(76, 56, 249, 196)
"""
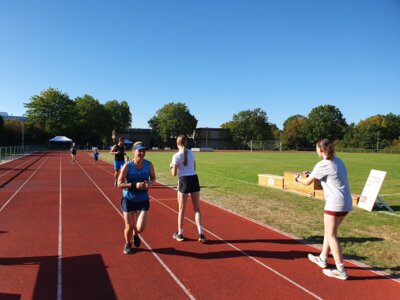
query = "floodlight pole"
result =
(376, 131, 380, 153)
(22, 121, 24, 147)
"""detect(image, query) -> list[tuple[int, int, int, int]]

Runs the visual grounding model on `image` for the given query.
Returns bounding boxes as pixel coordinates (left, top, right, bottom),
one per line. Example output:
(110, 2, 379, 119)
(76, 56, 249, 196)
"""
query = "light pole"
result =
(376, 131, 380, 153)
(22, 122, 24, 147)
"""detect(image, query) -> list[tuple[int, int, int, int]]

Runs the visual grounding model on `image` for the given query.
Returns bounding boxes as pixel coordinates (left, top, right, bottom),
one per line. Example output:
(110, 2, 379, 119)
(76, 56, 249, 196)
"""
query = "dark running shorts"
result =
(178, 174, 200, 194)
(324, 210, 349, 217)
(121, 198, 150, 213)
(114, 160, 125, 171)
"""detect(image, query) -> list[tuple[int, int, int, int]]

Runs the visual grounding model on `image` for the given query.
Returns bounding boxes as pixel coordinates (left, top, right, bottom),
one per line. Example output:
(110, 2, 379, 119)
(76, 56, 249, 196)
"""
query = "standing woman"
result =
(110, 137, 126, 187)
(170, 135, 206, 243)
(118, 141, 156, 254)
(295, 138, 352, 280)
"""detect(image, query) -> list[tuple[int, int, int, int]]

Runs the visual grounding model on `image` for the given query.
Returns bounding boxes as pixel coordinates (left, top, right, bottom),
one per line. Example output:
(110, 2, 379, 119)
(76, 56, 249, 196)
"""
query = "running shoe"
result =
(123, 243, 133, 254)
(133, 234, 141, 247)
(323, 268, 348, 280)
(198, 233, 206, 243)
(308, 253, 327, 268)
(172, 232, 184, 242)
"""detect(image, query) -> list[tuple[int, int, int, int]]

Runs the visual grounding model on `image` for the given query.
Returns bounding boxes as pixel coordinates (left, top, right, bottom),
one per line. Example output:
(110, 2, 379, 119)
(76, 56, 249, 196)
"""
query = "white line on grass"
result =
(0, 157, 49, 213)
(76, 160, 196, 300)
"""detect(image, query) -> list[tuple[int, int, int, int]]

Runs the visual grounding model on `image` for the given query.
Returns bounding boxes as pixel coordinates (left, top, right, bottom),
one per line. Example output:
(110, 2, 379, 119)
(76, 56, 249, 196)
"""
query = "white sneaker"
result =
(323, 268, 348, 280)
(308, 254, 327, 268)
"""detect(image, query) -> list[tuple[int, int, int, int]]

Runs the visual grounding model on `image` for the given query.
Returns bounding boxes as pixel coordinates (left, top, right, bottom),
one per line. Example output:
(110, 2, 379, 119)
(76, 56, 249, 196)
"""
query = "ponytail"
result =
(176, 134, 188, 166)
(183, 146, 188, 166)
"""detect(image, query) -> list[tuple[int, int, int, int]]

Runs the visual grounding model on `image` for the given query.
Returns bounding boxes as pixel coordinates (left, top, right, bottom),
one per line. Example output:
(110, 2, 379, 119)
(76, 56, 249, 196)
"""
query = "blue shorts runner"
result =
(121, 198, 150, 212)
(114, 160, 125, 171)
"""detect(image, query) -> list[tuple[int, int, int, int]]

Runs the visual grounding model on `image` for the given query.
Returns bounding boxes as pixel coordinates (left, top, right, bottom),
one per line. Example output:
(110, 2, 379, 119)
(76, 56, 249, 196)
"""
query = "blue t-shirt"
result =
(122, 160, 150, 202)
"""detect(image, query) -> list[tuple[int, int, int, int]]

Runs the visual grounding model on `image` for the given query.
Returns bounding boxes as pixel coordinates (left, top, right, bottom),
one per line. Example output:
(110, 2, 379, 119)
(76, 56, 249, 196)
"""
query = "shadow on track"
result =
(0, 153, 46, 189)
(0, 254, 116, 299)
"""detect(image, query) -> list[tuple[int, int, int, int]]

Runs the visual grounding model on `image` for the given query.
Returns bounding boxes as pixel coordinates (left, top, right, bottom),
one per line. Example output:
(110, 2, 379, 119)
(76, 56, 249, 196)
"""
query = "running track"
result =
(0, 152, 398, 299)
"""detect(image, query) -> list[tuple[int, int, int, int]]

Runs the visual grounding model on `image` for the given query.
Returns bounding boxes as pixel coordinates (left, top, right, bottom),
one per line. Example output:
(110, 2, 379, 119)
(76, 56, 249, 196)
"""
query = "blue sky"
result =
(1, 0, 399, 129)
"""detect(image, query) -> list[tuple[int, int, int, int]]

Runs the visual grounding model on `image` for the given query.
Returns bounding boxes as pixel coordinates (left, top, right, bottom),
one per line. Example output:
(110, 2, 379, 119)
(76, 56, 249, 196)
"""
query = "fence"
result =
(0, 145, 42, 163)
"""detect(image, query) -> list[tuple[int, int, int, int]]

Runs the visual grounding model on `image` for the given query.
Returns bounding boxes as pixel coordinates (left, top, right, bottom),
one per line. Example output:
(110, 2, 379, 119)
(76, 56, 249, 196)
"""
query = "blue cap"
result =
(133, 143, 146, 150)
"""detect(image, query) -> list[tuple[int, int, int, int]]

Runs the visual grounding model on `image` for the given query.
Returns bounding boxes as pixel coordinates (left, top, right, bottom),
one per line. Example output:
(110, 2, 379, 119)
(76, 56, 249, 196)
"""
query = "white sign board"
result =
(357, 170, 386, 211)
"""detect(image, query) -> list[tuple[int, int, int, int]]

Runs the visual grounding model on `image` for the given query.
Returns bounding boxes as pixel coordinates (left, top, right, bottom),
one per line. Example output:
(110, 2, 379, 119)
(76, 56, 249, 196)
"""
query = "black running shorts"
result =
(178, 174, 200, 194)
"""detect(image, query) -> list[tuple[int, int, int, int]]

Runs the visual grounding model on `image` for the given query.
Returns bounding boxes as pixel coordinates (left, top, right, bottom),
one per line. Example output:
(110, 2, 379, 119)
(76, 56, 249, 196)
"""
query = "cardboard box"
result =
(284, 171, 322, 196)
(258, 174, 284, 190)
(351, 194, 360, 206)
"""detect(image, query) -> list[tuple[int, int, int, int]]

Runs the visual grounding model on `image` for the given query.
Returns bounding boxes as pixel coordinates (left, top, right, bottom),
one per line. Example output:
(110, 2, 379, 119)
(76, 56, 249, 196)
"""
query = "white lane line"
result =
(92, 158, 320, 298)
(76, 161, 196, 300)
(0, 157, 49, 213)
(57, 155, 63, 300)
(0, 156, 36, 178)
(87, 157, 400, 285)
(153, 197, 322, 300)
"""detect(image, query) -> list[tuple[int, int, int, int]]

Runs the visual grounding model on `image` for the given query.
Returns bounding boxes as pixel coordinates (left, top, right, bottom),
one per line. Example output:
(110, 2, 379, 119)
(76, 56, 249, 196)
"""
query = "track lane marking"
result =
(153, 196, 322, 300)
(76, 160, 196, 300)
(57, 155, 63, 300)
(91, 157, 321, 298)
(93, 157, 400, 284)
(0, 156, 37, 178)
(0, 157, 49, 213)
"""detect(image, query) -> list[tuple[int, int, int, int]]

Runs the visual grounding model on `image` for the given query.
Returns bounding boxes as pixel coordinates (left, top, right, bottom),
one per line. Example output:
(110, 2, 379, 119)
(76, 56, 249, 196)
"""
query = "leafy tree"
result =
(24, 88, 76, 137)
(104, 100, 132, 135)
(220, 121, 234, 129)
(352, 114, 400, 150)
(270, 123, 281, 140)
(341, 123, 356, 149)
(281, 115, 309, 149)
(148, 102, 197, 144)
(227, 108, 273, 147)
(382, 113, 400, 141)
(24, 122, 49, 145)
(0, 115, 4, 143)
(3, 119, 22, 145)
(75, 95, 111, 145)
(303, 105, 347, 144)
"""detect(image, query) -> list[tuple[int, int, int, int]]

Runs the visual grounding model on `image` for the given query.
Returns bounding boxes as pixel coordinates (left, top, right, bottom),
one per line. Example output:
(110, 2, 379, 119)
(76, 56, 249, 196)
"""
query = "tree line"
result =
(0, 87, 399, 152)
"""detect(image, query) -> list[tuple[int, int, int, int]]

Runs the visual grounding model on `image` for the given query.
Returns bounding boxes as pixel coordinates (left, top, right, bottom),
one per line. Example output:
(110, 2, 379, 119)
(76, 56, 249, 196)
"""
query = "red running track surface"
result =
(0, 152, 398, 299)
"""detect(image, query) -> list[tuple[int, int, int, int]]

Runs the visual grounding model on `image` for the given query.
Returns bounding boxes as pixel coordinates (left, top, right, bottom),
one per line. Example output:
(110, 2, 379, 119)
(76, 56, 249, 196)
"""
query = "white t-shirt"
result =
(171, 149, 196, 177)
(310, 156, 352, 212)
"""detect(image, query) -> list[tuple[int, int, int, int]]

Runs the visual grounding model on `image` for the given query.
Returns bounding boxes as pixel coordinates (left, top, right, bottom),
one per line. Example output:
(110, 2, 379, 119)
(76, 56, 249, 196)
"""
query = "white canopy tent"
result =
(49, 136, 73, 142)
(49, 136, 73, 149)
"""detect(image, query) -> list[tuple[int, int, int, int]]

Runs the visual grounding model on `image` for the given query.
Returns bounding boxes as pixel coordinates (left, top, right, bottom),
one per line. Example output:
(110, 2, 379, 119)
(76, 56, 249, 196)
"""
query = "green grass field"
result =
(102, 150, 400, 277)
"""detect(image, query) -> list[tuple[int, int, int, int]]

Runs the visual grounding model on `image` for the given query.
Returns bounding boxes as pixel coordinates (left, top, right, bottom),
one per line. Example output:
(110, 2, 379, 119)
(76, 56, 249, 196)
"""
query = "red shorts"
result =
(324, 210, 349, 217)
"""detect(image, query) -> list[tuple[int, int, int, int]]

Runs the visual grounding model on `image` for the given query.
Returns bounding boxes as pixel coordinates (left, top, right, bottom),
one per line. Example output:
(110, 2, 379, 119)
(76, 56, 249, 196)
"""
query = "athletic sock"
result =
(178, 229, 183, 235)
(197, 226, 203, 234)
(336, 263, 344, 272)
(319, 254, 327, 262)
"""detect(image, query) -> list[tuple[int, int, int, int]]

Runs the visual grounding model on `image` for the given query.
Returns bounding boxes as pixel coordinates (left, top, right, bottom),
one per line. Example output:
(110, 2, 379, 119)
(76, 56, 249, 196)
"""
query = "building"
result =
(0, 112, 26, 122)
(118, 127, 240, 150)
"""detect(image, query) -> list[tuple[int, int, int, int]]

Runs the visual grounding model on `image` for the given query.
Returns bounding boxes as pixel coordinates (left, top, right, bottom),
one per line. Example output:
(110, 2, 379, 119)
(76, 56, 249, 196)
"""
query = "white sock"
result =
(336, 263, 344, 272)
(319, 254, 327, 262)
(197, 226, 203, 235)
(178, 229, 183, 235)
